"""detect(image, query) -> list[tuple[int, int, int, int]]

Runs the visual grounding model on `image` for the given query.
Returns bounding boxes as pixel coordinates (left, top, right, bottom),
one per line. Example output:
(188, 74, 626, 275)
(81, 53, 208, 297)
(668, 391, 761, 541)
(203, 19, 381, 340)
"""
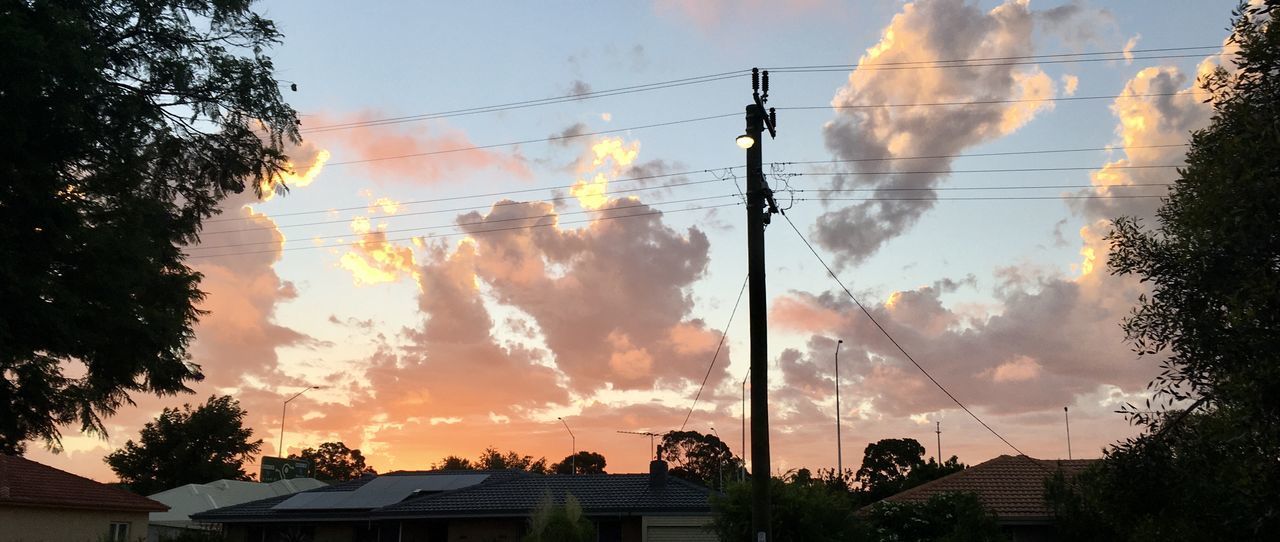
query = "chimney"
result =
(649, 459, 668, 488)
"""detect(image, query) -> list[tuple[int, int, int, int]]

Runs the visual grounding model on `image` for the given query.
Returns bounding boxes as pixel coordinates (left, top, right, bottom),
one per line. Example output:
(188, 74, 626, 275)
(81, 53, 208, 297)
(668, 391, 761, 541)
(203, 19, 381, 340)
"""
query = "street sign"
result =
(261, 456, 314, 482)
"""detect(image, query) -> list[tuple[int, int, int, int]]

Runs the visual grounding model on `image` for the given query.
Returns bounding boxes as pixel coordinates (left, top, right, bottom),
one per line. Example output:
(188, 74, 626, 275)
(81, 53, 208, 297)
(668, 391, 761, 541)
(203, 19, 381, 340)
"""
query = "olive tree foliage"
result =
(0, 0, 300, 454)
(105, 395, 262, 495)
(1046, 2, 1280, 539)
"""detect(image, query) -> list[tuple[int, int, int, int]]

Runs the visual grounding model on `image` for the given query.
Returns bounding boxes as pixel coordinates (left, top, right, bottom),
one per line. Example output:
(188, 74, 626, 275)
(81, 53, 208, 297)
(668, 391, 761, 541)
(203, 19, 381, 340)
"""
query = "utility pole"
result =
(738, 67, 779, 542)
(936, 421, 942, 462)
(1064, 407, 1072, 460)
(741, 368, 749, 482)
(835, 339, 844, 474)
(279, 386, 320, 456)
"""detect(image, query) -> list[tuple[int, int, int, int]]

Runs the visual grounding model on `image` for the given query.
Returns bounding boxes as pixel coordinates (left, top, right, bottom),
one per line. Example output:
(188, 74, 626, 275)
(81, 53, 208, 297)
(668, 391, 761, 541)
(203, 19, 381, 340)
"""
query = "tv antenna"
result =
(617, 430, 663, 460)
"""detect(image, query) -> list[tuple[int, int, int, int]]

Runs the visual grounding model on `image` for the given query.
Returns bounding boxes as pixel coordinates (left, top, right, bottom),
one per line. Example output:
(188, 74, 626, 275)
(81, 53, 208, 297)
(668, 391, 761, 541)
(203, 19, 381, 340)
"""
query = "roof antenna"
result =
(617, 430, 663, 461)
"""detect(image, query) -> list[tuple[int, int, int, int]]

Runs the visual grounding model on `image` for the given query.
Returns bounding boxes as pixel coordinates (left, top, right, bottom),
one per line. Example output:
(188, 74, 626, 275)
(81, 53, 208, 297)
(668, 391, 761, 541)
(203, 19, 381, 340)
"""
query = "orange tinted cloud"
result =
(306, 113, 530, 183)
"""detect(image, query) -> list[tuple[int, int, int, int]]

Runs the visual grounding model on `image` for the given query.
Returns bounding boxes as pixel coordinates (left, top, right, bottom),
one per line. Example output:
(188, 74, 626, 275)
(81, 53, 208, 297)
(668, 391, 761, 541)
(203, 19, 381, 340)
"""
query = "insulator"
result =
(769, 108, 777, 127)
(751, 68, 760, 91)
(761, 71, 770, 96)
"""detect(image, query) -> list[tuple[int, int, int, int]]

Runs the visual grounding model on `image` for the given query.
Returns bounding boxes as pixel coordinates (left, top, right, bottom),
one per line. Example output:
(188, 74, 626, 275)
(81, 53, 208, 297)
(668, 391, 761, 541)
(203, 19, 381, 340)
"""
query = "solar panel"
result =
(271, 473, 490, 510)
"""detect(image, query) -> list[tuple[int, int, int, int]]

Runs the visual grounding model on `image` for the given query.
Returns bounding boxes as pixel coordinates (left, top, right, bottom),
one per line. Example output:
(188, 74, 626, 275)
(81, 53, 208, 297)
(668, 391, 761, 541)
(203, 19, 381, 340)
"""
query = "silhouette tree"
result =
(475, 447, 548, 473)
(288, 441, 376, 481)
(856, 438, 964, 503)
(658, 430, 742, 490)
(551, 451, 607, 475)
(105, 396, 262, 494)
(0, 0, 301, 454)
(433, 455, 474, 470)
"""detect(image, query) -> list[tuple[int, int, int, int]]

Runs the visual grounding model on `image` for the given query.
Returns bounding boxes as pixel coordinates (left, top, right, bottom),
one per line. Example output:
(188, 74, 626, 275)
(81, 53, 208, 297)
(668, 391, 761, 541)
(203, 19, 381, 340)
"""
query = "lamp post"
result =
(711, 426, 723, 490)
(279, 386, 321, 456)
(835, 339, 844, 474)
(741, 368, 750, 482)
(558, 417, 576, 475)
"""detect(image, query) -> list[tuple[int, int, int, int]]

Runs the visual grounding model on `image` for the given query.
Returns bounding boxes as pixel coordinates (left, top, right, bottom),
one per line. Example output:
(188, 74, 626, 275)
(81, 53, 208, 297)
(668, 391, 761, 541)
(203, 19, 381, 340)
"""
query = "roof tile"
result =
(878, 455, 1096, 520)
(0, 455, 168, 512)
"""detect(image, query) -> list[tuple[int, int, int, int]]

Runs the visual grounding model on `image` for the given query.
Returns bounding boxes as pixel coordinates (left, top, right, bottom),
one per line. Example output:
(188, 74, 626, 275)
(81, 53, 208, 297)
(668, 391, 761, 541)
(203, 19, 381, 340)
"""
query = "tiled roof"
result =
(0, 454, 168, 512)
(191, 470, 529, 523)
(376, 474, 715, 518)
(193, 468, 714, 523)
(877, 455, 1096, 522)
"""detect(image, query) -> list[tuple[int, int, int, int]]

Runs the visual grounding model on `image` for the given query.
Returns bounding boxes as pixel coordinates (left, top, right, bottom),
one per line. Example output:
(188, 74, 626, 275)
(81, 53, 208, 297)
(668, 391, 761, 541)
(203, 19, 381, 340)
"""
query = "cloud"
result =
(1123, 34, 1141, 64)
(817, 0, 1060, 267)
(653, 0, 835, 31)
(306, 113, 530, 183)
(1035, 1, 1115, 49)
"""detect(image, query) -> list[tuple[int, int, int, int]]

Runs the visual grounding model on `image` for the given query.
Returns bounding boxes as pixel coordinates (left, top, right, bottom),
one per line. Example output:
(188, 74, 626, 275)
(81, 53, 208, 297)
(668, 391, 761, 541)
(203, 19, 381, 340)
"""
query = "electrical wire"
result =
(190, 194, 738, 251)
(777, 143, 1191, 166)
(779, 211, 1033, 458)
(778, 91, 1210, 112)
(763, 45, 1221, 71)
(187, 201, 741, 259)
(800, 194, 1164, 202)
(769, 52, 1222, 73)
(681, 274, 749, 432)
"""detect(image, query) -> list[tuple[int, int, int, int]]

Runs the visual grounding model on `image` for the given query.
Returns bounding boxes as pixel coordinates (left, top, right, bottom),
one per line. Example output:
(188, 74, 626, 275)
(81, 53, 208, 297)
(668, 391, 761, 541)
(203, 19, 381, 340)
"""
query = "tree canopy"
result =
(105, 395, 262, 494)
(288, 441, 376, 482)
(658, 430, 742, 490)
(856, 438, 964, 503)
(1047, 2, 1280, 539)
(0, 0, 300, 453)
(432, 447, 549, 473)
(551, 451, 607, 475)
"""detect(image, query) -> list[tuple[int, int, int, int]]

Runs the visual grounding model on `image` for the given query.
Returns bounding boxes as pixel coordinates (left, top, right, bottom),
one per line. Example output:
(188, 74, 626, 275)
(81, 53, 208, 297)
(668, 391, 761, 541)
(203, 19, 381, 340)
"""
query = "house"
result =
(192, 460, 719, 542)
(874, 454, 1096, 542)
(0, 454, 168, 542)
(147, 477, 327, 541)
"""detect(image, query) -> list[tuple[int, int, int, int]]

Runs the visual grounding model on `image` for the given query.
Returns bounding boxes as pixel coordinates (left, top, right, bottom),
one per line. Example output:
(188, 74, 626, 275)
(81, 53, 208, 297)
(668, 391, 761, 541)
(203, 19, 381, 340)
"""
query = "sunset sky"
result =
(34, 0, 1240, 482)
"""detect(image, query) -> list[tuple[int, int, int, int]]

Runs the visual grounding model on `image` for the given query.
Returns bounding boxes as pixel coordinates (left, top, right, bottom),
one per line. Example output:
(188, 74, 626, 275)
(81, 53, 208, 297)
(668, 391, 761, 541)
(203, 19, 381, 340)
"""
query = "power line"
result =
(208, 167, 739, 223)
(788, 165, 1180, 177)
(190, 194, 738, 252)
(769, 52, 1223, 73)
(296, 46, 1221, 134)
(799, 194, 1165, 202)
(778, 143, 1191, 166)
(779, 211, 1032, 457)
(796, 183, 1171, 193)
(204, 177, 731, 234)
(208, 167, 1174, 234)
(187, 201, 741, 259)
(681, 274, 749, 432)
(763, 45, 1221, 71)
(778, 91, 1210, 112)
(323, 113, 740, 167)
(301, 71, 748, 133)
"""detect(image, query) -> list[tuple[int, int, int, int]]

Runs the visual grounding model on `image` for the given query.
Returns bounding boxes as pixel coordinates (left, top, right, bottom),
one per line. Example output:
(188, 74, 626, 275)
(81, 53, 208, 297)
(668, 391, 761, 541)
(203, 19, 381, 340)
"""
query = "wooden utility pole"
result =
(1065, 407, 1073, 460)
(741, 67, 778, 542)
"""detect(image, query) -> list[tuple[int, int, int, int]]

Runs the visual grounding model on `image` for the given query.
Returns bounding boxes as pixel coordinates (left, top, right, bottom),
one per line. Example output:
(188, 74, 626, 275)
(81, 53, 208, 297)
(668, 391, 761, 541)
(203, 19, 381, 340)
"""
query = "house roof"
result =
(0, 454, 168, 513)
(148, 477, 327, 525)
(192, 467, 715, 523)
(191, 470, 524, 523)
(376, 473, 716, 518)
(875, 455, 1096, 523)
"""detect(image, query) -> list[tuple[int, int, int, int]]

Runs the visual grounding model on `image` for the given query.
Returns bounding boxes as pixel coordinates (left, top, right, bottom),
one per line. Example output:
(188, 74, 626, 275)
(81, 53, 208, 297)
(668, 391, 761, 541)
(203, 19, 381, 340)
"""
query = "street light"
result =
(711, 426, 723, 489)
(735, 133, 756, 149)
(558, 417, 576, 475)
(835, 339, 844, 474)
(279, 386, 321, 456)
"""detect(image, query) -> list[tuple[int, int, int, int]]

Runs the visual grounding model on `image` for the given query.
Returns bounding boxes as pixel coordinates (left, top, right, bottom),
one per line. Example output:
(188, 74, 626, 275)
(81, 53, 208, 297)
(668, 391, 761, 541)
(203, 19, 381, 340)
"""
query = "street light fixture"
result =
(735, 133, 756, 149)
(558, 417, 576, 475)
(279, 386, 321, 456)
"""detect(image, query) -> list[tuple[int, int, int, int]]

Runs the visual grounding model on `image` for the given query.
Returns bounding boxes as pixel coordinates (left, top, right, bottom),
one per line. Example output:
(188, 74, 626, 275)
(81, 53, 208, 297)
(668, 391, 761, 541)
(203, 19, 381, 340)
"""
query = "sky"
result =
(32, 0, 1242, 482)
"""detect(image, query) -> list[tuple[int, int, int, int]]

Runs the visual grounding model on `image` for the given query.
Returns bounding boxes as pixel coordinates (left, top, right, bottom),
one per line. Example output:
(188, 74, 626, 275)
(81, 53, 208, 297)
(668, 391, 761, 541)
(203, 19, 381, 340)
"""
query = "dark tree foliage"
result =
(711, 478, 861, 542)
(432, 455, 474, 470)
(856, 438, 964, 503)
(0, 0, 300, 454)
(658, 430, 742, 490)
(551, 451, 607, 475)
(1047, 3, 1280, 539)
(433, 449, 547, 472)
(288, 441, 376, 482)
(859, 492, 1007, 542)
(105, 395, 262, 494)
(523, 495, 596, 542)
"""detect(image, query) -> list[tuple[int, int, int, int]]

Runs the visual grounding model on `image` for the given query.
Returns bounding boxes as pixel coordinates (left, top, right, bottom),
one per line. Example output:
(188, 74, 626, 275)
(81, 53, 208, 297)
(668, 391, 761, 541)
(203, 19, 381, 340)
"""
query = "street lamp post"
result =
(558, 417, 576, 475)
(711, 426, 723, 490)
(835, 339, 844, 474)
(279, 386, 321, 456)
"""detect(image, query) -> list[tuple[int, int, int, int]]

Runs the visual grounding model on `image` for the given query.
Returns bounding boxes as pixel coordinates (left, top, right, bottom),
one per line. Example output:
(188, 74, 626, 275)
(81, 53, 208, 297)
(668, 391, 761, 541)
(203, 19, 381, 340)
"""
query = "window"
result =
(107, 522, 129, 542)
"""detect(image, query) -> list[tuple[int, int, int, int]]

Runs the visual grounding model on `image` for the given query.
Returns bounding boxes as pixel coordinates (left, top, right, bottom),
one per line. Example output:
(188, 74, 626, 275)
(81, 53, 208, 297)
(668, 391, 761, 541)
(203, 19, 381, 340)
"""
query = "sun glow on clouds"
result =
(570, 137, 640, 210)
(258, 148, 331, 202)
(337, 196, 421, 287)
